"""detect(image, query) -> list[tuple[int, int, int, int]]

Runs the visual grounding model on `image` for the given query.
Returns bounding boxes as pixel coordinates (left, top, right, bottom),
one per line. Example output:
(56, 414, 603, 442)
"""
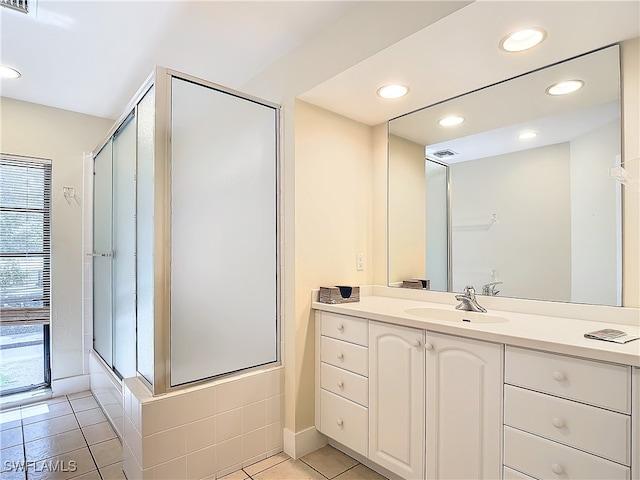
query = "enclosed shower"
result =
(91, 68, 280, 396)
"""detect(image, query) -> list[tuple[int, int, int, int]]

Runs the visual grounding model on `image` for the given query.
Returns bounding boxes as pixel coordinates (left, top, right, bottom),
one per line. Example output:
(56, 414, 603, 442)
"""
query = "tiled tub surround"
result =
(121, 367, 284, 480)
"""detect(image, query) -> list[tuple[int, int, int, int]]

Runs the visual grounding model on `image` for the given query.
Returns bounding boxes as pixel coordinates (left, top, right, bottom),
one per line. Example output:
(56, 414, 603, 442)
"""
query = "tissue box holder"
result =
(319, 286, 360, 304)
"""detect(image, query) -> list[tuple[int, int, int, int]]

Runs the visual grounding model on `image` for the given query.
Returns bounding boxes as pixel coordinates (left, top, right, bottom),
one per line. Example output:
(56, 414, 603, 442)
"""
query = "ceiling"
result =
(1, 0, 638, 127)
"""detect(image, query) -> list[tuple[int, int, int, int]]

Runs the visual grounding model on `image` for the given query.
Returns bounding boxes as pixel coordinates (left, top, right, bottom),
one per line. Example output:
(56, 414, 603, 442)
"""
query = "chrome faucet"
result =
(482, 281, 503, 296)
(455, 286, 487, 313)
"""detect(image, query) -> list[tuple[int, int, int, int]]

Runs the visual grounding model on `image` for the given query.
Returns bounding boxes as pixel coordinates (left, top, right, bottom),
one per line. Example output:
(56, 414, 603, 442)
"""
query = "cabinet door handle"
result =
(413, 339, 421, 348)
(551, 417, 565, 429)
(550, 463, 564, 475)
(336, 419, 344, 427)
(337, 381, 344, 389)
(552, 370, 565, 381)
(337, 324, 344, 332)
(337, 353, 344, 360)
(424, 342, 434, 351)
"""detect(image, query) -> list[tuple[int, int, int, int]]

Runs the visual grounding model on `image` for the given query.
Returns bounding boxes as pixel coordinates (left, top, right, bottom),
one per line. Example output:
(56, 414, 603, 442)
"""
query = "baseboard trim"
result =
(283, 426, 327, 459)
(51, 374, 91, 397)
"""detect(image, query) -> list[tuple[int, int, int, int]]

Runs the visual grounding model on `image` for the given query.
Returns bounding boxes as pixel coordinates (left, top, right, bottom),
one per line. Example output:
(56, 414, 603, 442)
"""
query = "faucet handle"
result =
(463, 285, 476, 296)
(482, 282, 503, 296)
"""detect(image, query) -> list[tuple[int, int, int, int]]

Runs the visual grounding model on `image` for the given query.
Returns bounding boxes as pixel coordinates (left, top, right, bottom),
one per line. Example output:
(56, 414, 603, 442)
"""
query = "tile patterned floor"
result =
(0, 392, 124, 480)
(2, 392, 385, 480)
(220, 446, 387, 480)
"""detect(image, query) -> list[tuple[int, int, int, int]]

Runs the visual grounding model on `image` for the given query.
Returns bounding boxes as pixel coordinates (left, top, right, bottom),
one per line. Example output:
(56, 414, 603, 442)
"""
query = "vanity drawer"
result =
(503, 466, 536, 480)
(320, 312, 368, 346)
(321, 362, 368, 407)
(505, 346, 631, 413)
(504, 385, 631, 465)
(504, 426, 630, 480)
(321, 336, 368, 376)
(320, 389, 368, 457)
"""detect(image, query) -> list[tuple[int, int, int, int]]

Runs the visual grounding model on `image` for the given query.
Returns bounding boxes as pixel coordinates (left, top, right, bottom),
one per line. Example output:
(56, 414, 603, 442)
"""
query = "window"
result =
(0, 154, 52, 394)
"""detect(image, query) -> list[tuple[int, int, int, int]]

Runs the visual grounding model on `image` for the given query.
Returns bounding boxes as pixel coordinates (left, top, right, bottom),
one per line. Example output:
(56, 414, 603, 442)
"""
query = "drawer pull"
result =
(336, 419, 344, 427)
(550, 463, 564, 475)
(337, 353, 344, 360)
(337, 324, 345, 332)
(424, 342, 434, 351)
(552, 370, 566, 381)
(337, 381, 344, 389)
(551, 417, 565, 429)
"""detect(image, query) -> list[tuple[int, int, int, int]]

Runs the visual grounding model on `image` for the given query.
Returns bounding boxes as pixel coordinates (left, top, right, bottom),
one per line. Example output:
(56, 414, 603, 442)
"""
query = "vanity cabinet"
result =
(503, 346, 633, 479)
(317, 312, 369, 456)
(369, 322, 424, 479)
(425, 332, 503, 480)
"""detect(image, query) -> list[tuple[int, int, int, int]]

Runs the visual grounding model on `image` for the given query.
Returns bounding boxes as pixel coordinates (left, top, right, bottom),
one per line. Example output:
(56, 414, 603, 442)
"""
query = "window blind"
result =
(0, 155, 52, 325)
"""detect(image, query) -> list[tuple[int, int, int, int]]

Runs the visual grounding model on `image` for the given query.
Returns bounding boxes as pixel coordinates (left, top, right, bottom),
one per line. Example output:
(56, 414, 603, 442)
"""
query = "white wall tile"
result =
(185, 385, 216, 423)
(216, 436, 243, 474)
(142, 425, 186, 469)
(216, 380, 242, 414)
(266, 421, 283, 452)
(142, 455, 186, 480)
(123, 439, 142, 480)
(242, 375, 266, 406)
(186, 416, 216, 453)
(186, 445, 216, 480)
(242, 401, 266, 434)
(265, 369, 284, 398)
(141, 394, 189, 436)
(265, 395, 283, 424)
(123, 414, 143, 467)
(242, 427, 266, 462)
(215, 408, 242, 443)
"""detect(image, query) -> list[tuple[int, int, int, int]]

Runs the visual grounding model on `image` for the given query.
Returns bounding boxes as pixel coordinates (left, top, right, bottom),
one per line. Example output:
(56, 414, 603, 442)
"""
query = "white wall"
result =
(450, 143, 572, 302)
(0, 97, 113, 383)
(570, 120, 621, 305)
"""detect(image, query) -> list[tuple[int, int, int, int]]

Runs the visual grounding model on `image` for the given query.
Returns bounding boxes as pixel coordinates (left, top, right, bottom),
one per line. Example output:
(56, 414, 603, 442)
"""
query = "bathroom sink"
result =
(404, 307, 508, 324)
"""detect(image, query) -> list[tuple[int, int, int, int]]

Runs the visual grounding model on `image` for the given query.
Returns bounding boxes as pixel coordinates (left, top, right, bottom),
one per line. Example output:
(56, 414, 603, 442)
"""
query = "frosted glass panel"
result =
(425, 160, 449, 291)
(170, 78, 277, 386)
(112, 115, 137, 379)
(93, 142, 113, 366)
(136, 87, 155, 385)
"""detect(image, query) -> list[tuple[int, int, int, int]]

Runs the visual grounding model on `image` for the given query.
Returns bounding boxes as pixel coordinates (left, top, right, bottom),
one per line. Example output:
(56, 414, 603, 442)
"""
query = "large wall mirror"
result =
(388, 45, 630, 306)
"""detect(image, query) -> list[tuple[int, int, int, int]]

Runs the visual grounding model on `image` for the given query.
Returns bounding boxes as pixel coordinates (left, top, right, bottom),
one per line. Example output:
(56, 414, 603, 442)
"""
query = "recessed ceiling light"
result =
(438, 115, 465, 127)
(0, 65, 21, 79)
(546, 80, 585, 96)
(377, 84, 409, 99)
(500, 28, 547, 52)
(518, 131, 538, 140)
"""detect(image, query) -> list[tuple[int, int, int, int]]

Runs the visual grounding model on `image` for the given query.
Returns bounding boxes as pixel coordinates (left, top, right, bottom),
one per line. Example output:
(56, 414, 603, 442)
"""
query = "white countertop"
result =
(312, 293, 640, 367)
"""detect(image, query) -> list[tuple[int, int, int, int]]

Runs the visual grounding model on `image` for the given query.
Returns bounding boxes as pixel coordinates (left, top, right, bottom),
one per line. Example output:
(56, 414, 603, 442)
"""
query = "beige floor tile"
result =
(300, 446, 359, 479)
(81, 421, 116, 445)
(99, 462, 126, 480)
(68, 470, 101, 480)
(333, 464, 387, 480)
(0, 469, 26, 480)
(217, 469, 249, 480)
(25, 429, 87, 462)
(1, 445, 25, 472)
(69, 397, 99, 414)
(66, 392, 92, 401)
(0, 409, 21, 432)
(21, 401, 73, 425)
(252, 459, 326, 480)
(244, 452, 290, 476)
(44, 396, 71, 406)
(26, 447, 97, 480)
(0, 427, 23, 449)
(74, 408, 107, 428)
(89, 438, 122, 468)
(23, 414, 79, 442)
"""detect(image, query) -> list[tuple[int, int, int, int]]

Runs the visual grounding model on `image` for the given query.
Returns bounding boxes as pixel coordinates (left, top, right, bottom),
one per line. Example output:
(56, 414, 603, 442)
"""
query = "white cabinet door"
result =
(369, 322, 425, 479)
(426, 332, 502, 480)
(633, 367, 639, 480)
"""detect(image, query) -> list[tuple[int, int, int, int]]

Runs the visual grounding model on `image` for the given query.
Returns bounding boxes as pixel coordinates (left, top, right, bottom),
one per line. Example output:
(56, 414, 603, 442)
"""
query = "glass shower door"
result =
(93, 142, 113, 365)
